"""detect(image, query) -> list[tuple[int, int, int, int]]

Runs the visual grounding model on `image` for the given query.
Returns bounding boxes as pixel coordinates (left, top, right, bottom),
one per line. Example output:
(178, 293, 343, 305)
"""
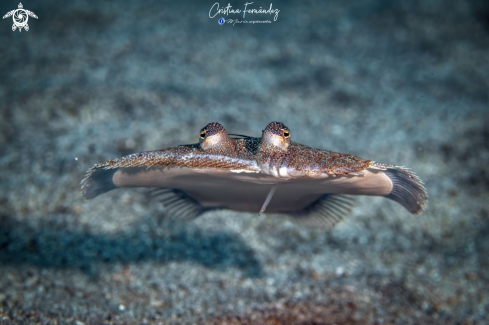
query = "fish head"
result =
(260, 121, 291, 151)
(199, 122, 236, 153)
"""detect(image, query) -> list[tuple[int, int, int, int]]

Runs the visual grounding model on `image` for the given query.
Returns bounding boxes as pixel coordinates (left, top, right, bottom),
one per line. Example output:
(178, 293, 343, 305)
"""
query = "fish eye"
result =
(200, 130, 207, 139)
(283, 130, 290, 138)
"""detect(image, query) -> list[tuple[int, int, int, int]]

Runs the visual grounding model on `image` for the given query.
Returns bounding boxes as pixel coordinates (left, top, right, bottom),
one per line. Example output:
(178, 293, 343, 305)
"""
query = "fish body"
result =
(81, 122, 427, 227)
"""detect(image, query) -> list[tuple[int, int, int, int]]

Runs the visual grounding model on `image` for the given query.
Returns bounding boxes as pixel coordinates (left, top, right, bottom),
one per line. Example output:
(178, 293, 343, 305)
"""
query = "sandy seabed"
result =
(0, 0, 488, 324)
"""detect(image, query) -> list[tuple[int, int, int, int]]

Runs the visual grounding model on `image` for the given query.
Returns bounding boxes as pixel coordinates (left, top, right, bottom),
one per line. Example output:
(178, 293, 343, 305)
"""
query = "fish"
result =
(81, 122, 428, 227)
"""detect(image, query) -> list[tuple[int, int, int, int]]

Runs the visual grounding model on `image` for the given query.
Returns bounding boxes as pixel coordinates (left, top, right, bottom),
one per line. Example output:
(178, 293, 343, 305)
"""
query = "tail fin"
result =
(383, 167, 428, 215)
(81, 168, 118, 199)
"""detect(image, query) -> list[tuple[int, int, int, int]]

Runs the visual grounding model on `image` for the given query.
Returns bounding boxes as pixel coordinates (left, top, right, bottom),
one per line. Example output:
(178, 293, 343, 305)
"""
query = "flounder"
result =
(81, 122, 427, 227)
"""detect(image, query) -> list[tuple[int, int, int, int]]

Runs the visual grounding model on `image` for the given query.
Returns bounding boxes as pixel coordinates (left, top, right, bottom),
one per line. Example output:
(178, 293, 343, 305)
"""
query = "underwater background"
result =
(0, 0, 488, 323)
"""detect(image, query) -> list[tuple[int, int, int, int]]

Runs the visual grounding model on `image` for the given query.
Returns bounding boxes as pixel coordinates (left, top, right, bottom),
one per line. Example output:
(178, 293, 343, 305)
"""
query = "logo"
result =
(209, 2, 280, 26)
(3, 3, 38, 32)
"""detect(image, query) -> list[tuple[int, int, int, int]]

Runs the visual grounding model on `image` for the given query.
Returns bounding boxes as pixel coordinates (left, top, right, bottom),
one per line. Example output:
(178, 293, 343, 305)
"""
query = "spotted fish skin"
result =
(82, 123, 258, 175)
(254, 122, 372, 178)
(81, 121, 428, 224)
(199, 122, 237, 155)
(271, 142, 373, 178)
(82, 144, 258, 173)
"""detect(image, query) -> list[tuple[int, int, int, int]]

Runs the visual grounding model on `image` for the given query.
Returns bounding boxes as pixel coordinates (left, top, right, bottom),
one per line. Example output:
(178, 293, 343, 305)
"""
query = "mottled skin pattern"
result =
(199, 122, 237, 155)
(256, 122, 373, 178)
(82, 144, 258, 175)
(82, 122, 378, 184)
(273, 142, 374, 177)
(83, 124, 374, 184)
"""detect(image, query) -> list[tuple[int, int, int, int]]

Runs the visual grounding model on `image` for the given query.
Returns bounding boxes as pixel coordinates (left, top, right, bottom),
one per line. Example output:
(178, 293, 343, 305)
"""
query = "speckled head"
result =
(260, 121, 291, 151)
(199, 122, 236, 152)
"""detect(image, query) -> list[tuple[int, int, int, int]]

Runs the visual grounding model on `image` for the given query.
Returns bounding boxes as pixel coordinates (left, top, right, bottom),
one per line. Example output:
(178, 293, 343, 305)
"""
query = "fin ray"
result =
(150, 188, 217, 220)
(284, 194, 354, 228)
(81, 168, 118, 199)
(383, 167, 428, 215)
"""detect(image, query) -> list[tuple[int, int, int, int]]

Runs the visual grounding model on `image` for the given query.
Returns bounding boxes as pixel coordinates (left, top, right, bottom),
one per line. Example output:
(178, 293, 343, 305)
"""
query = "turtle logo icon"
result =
(3, 3, 38, 32)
